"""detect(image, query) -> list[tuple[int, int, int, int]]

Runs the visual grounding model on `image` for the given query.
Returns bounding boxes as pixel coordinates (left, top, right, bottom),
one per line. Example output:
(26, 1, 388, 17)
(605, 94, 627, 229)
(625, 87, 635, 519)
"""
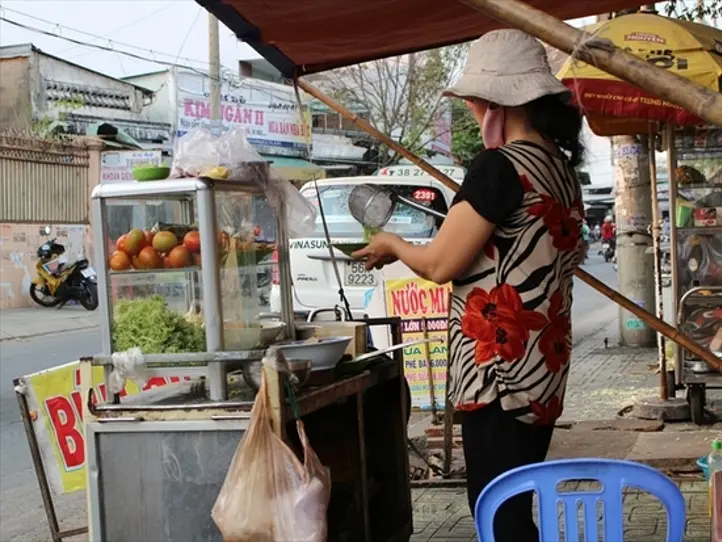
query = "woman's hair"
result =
(523, 95, 585, 168)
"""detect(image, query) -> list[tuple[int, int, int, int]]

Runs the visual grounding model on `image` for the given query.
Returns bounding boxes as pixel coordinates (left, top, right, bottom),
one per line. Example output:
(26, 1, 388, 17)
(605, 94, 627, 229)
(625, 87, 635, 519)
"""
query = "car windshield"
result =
(301, 184, 448, 239)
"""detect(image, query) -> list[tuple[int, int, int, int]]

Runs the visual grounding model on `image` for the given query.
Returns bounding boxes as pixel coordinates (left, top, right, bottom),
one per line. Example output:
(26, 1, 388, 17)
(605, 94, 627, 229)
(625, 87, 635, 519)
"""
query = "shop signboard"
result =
(100, 150, 163, 184)
(176, 90, 312, 156)
(20, 361, 185, 494)
(382, 278, 451, 410)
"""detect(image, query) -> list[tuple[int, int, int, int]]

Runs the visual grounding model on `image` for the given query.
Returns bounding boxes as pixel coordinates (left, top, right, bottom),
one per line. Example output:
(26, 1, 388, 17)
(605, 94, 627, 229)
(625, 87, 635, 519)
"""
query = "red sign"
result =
(412, 188, 437, 202)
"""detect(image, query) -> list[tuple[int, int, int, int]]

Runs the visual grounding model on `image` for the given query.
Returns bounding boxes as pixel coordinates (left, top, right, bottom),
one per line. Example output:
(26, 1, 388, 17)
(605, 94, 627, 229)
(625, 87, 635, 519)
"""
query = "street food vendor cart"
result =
(81, 152, 412, 541)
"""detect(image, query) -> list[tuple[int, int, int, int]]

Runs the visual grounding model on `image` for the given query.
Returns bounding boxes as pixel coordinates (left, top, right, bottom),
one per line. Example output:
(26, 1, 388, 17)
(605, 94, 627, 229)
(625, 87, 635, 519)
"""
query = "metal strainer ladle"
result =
(348, 184, 446, 229)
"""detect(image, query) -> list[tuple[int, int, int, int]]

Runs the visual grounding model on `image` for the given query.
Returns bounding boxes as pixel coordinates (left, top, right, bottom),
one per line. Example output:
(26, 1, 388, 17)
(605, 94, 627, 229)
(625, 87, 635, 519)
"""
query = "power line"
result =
(1, 6, 209, 68)
(56, 1, 183, 58)
(1, 15, 210, 75)
(0, 15, 300, 103)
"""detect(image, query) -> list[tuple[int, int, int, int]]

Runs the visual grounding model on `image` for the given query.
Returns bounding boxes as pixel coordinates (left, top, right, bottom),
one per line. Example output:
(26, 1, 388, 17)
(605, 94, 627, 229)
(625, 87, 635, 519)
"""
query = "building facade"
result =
(0, 44, 171, 147)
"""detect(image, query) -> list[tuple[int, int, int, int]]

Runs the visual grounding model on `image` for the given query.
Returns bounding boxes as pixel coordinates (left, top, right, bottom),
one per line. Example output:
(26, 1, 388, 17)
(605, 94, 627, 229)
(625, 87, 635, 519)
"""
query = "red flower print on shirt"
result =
(461, 284, 548, 364)
(455, 402, 489, 412)
(539, 291, 571, 373)
(528, 194, 581, 252)
(519, 174, 534, 193)
(530, 395, 564, 425)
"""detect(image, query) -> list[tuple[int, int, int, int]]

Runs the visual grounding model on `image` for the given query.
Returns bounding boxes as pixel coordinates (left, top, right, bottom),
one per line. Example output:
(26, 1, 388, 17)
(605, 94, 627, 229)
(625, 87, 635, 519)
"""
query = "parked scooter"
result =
(30, 227, 98, 310)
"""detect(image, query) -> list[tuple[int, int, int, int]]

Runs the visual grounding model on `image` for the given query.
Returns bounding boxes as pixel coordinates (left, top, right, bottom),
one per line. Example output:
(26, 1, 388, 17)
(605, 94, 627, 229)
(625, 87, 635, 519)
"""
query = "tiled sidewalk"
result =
(411, 480, 711, 542)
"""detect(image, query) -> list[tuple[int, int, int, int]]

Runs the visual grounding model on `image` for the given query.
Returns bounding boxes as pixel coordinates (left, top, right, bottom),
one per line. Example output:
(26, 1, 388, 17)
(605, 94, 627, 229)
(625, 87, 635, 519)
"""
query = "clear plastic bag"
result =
(170, 127, 316, 238)
(211, 366, 331, 542)
(170, 127, 260, 179)
(258, 170, 317, 238)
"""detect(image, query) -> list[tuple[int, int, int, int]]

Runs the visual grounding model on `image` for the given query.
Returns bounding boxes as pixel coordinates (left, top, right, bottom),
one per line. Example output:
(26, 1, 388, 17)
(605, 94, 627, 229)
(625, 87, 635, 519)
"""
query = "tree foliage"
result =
(318, 45, 469, 166)
(450, 100, 483, 168)
(664, 0, 722, 21)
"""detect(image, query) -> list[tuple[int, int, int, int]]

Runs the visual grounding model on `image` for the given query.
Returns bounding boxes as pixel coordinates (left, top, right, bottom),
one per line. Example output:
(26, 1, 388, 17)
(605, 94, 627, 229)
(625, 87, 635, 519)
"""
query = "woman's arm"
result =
(384, 201, 496, 284)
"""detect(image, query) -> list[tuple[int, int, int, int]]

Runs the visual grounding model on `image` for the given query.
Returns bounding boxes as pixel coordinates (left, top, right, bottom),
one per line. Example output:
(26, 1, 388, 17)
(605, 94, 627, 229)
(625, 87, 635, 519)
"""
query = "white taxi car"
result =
(270, 168, 464, 318)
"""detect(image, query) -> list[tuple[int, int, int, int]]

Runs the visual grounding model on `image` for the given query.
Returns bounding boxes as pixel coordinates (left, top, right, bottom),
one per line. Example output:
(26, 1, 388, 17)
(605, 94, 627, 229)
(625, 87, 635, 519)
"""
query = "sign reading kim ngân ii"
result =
(176, 90, 312, 157)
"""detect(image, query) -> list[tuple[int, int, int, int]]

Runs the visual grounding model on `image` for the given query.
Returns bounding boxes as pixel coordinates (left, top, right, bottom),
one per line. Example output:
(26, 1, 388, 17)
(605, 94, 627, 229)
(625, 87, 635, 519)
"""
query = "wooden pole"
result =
(667, 124, 681, 386)
(647, 125, 668, 400)
(294, 80, 722, 373)
(457, 0, 722, 128)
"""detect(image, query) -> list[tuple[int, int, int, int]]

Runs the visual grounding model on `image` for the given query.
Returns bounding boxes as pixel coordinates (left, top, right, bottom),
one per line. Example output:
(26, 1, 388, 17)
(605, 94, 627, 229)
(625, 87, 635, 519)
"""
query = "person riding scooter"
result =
(599, 215, 616, 262)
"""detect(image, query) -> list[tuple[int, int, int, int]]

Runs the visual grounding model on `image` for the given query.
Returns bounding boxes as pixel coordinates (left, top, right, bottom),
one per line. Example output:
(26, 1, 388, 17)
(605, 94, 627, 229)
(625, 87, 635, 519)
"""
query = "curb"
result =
(0, 323, 100, 342)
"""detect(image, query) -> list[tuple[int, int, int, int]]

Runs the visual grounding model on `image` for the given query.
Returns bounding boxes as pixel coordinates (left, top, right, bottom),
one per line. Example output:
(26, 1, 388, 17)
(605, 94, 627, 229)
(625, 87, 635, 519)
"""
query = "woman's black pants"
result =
(460, 400, 555, 542)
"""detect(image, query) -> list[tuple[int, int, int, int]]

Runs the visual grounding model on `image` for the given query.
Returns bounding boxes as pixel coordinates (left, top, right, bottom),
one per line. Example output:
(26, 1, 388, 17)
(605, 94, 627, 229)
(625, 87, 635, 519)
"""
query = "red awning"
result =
(197, 0, 646, 76)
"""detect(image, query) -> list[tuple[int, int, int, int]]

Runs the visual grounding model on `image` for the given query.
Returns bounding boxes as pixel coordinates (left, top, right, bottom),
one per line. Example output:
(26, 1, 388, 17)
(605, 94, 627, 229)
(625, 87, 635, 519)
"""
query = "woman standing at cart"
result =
(353, 29, 585, 541)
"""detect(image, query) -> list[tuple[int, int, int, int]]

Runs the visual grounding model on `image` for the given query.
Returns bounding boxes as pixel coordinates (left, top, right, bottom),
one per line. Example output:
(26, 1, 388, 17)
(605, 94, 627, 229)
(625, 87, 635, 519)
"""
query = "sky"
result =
(0, 1, 689, 185)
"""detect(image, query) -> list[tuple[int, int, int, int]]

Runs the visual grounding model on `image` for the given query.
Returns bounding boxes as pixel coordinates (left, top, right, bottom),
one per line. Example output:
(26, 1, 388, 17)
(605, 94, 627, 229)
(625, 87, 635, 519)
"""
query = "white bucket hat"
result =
(443, 29, 570, 107)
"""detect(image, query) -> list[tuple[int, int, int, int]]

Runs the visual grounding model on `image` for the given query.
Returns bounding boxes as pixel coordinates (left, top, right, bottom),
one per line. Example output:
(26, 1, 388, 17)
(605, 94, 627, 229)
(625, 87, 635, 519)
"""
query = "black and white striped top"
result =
(447, 141, 584, 425)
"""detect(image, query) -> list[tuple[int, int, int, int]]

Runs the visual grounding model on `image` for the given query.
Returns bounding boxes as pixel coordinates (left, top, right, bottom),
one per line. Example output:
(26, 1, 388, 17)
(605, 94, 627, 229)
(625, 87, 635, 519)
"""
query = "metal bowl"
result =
(242, 359, 312, 391)
(224, 321, 285, 350)
(276, 336, 352, 371)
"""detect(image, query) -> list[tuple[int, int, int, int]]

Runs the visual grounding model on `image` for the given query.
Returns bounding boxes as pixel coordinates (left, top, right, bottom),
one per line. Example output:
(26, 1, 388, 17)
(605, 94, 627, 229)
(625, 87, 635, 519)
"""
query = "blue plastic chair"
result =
(474, 458, 686, 542)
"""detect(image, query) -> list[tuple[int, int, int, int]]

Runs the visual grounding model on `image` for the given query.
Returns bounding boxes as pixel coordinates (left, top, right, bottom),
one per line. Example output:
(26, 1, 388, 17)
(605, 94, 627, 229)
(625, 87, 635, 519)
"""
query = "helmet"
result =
(604, 216, 613, 223)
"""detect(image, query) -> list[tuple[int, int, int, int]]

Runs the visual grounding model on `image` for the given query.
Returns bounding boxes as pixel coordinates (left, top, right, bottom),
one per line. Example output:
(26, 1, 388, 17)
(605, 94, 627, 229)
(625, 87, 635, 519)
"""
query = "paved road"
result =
(571, 252, 619, 346)
(0, 251, 619, 541)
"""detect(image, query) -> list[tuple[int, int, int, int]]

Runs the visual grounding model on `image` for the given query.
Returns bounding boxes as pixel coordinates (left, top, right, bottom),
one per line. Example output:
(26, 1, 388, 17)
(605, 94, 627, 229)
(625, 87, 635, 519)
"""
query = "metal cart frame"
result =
(90, 177, 295, 401)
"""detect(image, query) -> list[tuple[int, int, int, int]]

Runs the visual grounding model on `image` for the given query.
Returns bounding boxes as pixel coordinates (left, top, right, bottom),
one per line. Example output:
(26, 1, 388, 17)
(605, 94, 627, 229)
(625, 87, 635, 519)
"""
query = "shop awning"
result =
(261, 155, 326, 182)
(196, 0, 648, 76)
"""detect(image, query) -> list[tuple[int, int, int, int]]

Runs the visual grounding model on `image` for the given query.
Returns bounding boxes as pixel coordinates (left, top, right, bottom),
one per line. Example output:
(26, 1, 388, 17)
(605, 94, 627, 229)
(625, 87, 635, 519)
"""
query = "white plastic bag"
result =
(211, 365, 331, 542)
(108, 347, 148, 394)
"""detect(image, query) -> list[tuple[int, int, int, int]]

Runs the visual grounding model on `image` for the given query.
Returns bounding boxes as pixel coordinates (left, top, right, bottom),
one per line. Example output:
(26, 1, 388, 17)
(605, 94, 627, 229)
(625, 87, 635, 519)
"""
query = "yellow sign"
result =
(24, 361, 184, 494)
(383, 278, 451, 410)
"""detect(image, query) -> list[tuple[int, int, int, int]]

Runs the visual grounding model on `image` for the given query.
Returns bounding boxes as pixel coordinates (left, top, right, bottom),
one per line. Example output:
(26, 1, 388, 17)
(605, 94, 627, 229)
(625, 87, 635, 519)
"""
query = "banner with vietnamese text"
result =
(383, 278, 451, 410)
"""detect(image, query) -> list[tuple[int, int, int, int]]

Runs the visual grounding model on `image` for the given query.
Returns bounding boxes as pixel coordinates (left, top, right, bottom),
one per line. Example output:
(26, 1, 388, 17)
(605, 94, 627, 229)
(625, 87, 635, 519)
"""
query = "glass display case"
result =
(671, 126, 722, 423)
(91, 177, 294, 400)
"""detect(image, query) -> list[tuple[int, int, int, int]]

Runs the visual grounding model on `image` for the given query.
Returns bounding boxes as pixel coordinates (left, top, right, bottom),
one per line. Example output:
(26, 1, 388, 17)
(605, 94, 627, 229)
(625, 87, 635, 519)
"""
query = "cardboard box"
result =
(693, 207, 720, 227)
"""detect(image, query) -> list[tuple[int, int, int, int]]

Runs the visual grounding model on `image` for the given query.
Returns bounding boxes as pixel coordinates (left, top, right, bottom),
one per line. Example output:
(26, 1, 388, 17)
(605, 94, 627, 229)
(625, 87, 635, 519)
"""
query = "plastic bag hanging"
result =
(211, 367, 331, 542)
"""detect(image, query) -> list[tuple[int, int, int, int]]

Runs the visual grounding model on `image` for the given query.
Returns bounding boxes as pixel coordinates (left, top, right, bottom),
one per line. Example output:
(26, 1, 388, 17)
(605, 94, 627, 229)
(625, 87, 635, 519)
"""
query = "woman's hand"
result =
(352, 232, 400, 271)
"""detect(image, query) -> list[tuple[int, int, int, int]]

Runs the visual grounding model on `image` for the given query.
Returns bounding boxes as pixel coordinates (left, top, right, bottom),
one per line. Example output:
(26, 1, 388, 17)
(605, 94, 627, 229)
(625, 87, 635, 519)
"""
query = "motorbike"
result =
(600, 238, 615, 263)
(30, 228, 98, 310)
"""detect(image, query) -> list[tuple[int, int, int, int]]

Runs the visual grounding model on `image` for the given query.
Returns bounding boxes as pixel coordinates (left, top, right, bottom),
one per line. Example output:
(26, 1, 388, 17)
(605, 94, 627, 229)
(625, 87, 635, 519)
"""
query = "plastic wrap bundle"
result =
(170, 127, 316, 238)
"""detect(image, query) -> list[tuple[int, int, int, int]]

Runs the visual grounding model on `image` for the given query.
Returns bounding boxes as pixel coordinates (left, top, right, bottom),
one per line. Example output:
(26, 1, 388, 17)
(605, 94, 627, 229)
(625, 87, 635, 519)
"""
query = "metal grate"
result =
(0, 132, 90, 223)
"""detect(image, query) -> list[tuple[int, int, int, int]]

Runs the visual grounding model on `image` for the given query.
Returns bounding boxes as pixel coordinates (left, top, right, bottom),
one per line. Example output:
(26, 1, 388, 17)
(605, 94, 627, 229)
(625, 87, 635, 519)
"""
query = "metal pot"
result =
(241, 359, 312, 391)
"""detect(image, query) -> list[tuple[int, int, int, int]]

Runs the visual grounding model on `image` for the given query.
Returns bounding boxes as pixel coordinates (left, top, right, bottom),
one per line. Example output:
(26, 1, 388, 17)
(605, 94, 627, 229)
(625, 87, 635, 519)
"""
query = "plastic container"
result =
(132, 166, 170, 181)
(708, 440, 722, 516)
(676, 200, 695, 228)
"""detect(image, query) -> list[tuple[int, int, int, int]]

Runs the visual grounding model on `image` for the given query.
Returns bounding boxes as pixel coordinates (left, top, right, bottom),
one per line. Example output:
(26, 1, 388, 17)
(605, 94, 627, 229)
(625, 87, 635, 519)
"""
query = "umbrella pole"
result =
(457, 0, 722, 128)
(295, 78, 722, 373)
(648, 125, 668, 400)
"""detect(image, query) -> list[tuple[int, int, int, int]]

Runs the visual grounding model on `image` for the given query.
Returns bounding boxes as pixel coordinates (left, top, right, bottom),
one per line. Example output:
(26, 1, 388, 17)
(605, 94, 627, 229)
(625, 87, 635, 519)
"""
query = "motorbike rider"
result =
(601, 215, 616, 250)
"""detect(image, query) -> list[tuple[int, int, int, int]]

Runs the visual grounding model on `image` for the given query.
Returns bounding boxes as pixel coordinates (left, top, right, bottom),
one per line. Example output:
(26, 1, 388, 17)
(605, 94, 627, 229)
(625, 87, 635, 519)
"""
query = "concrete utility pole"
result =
(208, 14, 222, 125)
(613, 135, 656, 347)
